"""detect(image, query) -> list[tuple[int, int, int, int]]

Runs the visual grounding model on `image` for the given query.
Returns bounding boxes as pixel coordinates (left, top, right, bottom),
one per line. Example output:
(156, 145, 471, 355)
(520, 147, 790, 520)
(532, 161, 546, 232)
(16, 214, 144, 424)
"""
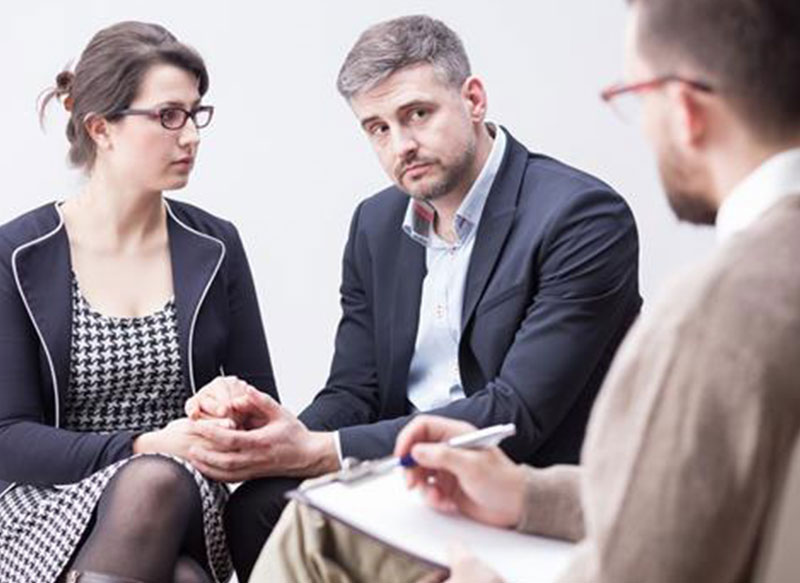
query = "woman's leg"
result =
(66, 456, 211, 583)
(173, 556, 212, 583)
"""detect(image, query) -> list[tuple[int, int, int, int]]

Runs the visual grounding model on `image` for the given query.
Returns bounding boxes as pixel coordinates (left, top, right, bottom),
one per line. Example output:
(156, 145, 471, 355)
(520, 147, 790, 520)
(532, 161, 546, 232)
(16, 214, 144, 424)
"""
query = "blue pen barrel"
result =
(399, 453, 417, 468)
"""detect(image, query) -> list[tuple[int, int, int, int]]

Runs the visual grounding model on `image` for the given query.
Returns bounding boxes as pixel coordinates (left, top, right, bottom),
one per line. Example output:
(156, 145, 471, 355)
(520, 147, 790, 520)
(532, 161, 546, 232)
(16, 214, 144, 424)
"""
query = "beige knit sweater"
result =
(517, 195, 800, 583)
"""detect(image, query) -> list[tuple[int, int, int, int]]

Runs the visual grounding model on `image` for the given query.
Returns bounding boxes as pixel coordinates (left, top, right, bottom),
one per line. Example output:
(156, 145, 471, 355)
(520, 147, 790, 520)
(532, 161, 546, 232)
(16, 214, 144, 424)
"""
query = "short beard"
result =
(658, 140, 717, 225)
(402, 139, 477, 202)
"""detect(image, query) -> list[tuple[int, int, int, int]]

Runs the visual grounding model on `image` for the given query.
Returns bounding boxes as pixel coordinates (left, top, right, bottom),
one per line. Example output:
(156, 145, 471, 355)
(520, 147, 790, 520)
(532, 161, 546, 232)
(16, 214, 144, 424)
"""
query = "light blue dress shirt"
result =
(404, 125, 507, 411)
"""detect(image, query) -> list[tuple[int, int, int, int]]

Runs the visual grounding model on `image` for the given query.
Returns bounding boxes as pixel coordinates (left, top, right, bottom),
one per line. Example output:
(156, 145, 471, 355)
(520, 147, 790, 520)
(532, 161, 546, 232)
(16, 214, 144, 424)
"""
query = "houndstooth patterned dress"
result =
(0, 277, 233, 583)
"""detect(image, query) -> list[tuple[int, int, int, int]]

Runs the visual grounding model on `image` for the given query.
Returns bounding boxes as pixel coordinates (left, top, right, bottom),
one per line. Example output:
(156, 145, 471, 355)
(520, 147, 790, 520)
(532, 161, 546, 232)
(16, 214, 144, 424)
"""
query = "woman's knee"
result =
(107, 456, 199, 516)
(173, 555, 211, 583)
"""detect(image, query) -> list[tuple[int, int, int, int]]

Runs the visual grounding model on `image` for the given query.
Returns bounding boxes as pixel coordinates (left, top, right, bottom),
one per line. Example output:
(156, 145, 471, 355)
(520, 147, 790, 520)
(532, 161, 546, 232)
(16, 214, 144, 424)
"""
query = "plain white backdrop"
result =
(1, 1, 715, 414)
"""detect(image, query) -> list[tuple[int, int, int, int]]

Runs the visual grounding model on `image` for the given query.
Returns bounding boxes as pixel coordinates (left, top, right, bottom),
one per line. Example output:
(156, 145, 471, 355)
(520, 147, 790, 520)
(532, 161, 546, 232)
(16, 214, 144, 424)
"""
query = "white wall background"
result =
(1, 1, 715, 414)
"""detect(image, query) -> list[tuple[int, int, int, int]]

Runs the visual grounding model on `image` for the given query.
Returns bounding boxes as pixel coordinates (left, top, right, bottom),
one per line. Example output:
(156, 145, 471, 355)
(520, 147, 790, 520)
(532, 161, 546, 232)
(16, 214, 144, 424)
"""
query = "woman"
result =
(0, 21, 276, 583)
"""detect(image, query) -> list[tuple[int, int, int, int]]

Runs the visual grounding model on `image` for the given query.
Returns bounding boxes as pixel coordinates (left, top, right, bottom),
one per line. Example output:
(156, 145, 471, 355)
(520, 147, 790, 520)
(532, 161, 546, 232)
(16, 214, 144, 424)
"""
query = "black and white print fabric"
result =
(0, 277, 232, 583)
(63, 277, 185, 432)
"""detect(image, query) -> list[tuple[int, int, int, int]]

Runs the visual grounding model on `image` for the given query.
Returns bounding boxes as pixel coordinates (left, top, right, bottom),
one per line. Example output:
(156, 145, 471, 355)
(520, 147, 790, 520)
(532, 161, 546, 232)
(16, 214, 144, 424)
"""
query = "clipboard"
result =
(287, 461, 576, 583)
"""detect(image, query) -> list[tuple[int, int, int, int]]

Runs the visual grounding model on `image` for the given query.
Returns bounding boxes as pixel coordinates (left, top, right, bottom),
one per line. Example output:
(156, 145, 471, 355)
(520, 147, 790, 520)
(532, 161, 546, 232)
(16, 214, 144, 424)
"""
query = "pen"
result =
(399, 423, 516, 468)
(321, 423, 518, 487)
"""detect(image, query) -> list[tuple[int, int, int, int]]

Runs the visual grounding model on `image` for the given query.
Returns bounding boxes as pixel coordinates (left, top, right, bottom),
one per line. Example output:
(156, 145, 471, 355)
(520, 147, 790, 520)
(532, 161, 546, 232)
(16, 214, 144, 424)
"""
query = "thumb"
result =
(184, 397, 199, 419)
(447, 541, 473, 563)
(414, 570, 448, 583)
(244, 385, 282, 418)
(207, 417, 236, 429)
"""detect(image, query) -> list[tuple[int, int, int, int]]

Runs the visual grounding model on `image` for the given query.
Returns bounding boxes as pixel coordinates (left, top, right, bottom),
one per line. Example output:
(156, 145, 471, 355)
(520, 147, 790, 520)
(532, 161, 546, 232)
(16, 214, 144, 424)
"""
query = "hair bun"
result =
(55, 70, 74, 95)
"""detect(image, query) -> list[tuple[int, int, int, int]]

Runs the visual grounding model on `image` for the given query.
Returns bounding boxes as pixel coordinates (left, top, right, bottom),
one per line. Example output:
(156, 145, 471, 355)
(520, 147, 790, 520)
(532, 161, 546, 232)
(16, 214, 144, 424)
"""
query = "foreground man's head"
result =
(615, 0, 800, 223)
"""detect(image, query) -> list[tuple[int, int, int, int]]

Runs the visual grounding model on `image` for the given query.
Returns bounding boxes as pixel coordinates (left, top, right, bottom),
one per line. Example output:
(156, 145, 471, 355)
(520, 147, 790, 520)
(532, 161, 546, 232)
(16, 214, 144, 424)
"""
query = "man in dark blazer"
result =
(186, 15, 642, 579)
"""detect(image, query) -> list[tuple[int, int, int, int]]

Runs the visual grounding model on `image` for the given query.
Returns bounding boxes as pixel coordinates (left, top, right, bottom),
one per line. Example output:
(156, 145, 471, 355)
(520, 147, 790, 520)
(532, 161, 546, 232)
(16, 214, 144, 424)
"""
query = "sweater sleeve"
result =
(516, 465, 585, 542)
(557, 263, 800, 583)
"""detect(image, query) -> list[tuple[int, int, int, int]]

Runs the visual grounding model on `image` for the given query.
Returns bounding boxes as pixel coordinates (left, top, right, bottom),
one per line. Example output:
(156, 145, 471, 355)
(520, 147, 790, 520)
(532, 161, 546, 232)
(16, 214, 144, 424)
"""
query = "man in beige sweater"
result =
(249, 0, 800, 581)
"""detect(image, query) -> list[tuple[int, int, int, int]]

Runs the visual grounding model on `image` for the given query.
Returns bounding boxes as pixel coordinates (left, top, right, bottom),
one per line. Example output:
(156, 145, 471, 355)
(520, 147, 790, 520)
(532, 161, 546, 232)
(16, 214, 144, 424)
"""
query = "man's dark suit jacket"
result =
(299, 128, 642, 466)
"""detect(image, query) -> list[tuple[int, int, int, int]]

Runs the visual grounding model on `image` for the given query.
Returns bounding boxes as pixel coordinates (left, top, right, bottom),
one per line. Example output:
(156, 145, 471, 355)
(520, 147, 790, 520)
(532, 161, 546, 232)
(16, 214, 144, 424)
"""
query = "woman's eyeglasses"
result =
(113, 105, 214, 130)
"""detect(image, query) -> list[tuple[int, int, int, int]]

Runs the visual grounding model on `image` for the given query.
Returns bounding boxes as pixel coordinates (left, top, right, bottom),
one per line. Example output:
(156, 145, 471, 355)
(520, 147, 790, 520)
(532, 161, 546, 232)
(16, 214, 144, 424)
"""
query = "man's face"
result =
(349, 64, 479, 201)
(626, 8, 717, 225)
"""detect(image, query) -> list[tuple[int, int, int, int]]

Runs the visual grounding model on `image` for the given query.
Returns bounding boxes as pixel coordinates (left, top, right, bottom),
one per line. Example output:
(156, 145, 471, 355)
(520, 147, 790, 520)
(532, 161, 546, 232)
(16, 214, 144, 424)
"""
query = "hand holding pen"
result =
(393, 415, 528, 529)
(399, 422, 517, 467)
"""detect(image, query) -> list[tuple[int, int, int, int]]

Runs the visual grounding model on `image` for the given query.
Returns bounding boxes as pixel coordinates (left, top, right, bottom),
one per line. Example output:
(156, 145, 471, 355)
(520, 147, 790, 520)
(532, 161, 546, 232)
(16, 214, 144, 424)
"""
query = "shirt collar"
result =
(716, 148, 800, 244)
(402, 123, 507, 249)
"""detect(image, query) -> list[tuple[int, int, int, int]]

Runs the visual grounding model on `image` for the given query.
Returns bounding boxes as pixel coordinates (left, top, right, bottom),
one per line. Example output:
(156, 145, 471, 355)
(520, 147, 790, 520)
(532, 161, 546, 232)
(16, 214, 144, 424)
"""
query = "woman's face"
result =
(101, 63, 205, 193)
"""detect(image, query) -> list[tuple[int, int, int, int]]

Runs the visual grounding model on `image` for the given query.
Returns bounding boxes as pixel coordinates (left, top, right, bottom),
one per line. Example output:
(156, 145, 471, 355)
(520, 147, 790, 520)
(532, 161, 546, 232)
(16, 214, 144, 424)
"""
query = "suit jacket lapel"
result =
(461, 131, 528, 329)
(166, 205, 224, 393)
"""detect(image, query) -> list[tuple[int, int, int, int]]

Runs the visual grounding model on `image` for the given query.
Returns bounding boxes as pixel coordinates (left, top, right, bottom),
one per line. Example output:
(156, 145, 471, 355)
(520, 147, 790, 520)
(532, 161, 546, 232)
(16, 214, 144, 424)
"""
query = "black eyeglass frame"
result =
(112, 105, 215, 130)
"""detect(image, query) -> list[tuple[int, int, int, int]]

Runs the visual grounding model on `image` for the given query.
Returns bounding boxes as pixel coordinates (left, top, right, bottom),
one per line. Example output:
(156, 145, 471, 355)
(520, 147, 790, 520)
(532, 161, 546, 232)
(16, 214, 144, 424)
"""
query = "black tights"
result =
(66, 456, 212, 583)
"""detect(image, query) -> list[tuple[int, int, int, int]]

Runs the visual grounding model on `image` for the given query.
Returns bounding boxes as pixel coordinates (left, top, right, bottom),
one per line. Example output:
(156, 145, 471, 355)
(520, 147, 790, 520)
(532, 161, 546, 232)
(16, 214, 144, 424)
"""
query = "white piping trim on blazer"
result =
(0, 482, 16, 499)
(10, 202, 65, 428)
(163, 200, 226, 394)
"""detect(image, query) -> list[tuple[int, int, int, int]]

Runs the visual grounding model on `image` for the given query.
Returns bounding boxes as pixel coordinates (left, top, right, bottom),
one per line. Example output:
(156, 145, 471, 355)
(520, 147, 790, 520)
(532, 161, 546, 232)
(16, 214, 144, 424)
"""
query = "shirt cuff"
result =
(333, 430, 344, 465)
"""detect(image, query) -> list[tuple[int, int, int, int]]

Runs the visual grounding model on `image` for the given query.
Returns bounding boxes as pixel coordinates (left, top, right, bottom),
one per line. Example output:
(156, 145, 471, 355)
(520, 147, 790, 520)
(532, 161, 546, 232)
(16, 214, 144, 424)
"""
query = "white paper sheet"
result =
(292, 466, 575, 583)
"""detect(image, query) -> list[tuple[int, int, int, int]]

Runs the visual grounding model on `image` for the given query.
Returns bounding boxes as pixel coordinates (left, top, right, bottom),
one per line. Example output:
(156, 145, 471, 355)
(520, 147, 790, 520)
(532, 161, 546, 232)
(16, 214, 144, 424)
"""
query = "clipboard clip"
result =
(300, 455, 399, 491)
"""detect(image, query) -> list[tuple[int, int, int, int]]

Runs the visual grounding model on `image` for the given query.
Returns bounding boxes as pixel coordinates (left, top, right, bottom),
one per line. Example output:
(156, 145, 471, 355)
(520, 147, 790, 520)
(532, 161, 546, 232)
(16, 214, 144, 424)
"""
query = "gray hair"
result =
(336, 15, 471, 99)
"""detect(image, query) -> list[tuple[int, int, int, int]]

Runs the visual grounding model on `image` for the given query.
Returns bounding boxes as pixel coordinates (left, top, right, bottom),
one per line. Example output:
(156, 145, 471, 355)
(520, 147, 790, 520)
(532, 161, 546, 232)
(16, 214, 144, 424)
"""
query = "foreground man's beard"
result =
(658, 141, 718, 226)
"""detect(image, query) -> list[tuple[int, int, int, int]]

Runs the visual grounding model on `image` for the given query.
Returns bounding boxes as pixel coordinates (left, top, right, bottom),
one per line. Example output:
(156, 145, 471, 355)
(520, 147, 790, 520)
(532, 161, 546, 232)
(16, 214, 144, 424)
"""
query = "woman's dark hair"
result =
(40, 21, 209, 170)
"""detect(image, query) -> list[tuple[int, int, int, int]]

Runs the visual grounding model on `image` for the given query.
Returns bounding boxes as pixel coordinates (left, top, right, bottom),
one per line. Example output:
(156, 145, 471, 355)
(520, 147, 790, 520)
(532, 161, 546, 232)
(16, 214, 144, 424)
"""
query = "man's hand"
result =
(394, 415, 528, 528)
(186, 385, 340, 482)
(184, 376, 251, 426)
(416, 544, 504, 583)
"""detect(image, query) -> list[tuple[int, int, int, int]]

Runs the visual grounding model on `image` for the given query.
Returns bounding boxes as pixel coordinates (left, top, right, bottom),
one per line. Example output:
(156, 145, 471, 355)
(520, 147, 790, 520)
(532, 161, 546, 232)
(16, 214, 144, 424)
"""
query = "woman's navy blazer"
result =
(0, 199, 277, 497)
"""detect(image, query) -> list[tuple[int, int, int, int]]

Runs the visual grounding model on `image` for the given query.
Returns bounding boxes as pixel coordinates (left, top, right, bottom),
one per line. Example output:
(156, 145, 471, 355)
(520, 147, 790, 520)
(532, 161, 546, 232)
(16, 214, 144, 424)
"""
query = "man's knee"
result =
(225, 477, 299, 532)
(224, 477, 301, 580)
